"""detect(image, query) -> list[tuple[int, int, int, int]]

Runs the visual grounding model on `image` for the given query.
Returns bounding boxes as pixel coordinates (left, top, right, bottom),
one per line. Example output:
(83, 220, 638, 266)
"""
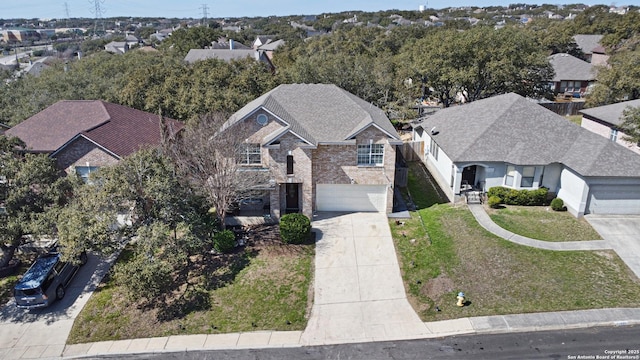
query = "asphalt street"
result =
(89, 325, 640, 360)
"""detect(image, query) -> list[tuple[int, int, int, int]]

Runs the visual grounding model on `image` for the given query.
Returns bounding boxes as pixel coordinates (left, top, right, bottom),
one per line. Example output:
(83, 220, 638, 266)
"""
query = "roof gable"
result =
(6, 100, 182, 157)
(227, 84, 400, 146)
(418, 93, 640, 177)
(5, 100, 111, 153)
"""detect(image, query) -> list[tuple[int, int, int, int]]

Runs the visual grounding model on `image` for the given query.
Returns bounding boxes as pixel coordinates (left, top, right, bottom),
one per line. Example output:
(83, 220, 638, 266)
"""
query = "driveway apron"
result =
(585, 215, 640, 279)
(301, 212, 430, 345)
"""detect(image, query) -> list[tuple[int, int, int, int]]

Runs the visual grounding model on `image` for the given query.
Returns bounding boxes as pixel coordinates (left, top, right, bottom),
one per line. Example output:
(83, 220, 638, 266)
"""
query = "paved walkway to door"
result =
(300, 212, 430, 345)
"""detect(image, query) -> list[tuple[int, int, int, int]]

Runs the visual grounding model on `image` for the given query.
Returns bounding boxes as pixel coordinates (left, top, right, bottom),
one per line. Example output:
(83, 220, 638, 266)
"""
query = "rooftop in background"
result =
(5, 100, 182, 157)
(580, 99, 640, 127)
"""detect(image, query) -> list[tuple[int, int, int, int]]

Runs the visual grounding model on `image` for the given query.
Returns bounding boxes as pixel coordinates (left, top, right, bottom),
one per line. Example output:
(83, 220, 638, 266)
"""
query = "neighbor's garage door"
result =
(587, 185, 640, 215)
(316, 184, 387, 212)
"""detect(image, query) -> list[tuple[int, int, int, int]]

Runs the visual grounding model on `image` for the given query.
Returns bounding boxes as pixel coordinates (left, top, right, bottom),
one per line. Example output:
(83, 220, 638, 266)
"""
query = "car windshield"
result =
(14, 254, 59, 291)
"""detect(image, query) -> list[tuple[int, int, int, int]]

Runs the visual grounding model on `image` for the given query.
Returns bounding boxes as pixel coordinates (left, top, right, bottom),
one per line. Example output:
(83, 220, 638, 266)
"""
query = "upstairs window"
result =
(286, 155, 294, 175)
(75, 166, 99, 183)
(357, 143, 384, 166)
(240, 144, 261, 165)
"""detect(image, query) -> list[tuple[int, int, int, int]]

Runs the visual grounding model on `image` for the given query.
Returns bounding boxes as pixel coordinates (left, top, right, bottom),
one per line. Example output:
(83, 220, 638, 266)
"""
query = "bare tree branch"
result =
(169, 112, 270, 228)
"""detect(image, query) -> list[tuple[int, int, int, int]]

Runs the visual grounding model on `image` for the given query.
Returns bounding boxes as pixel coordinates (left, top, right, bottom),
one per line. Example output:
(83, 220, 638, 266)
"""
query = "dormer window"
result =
(240, 144, 261, 165)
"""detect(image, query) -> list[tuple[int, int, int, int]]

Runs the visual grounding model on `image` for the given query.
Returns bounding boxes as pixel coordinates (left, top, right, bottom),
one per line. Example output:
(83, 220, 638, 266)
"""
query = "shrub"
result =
(280, 213, 311, 244)
(213, 230, 236, 253)
(550, 197, 565, 211)
(488, 196, 502, 208)
(487, 186, 548, 206)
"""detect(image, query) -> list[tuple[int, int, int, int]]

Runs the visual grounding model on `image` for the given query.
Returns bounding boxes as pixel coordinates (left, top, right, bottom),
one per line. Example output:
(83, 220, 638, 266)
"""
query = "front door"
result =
(461, 165, 477, 189)
(285, 183, 300, 213)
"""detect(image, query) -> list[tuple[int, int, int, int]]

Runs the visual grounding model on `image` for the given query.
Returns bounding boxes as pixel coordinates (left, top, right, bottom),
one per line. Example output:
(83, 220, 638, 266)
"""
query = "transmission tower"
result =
(200, 4, 209, 26)
(63, 2, 70, 27)
(89, 0, 106, 34)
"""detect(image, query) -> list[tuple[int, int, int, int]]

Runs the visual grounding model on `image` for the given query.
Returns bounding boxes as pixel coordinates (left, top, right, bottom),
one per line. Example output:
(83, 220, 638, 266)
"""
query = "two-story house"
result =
(224, 84, 402, 220)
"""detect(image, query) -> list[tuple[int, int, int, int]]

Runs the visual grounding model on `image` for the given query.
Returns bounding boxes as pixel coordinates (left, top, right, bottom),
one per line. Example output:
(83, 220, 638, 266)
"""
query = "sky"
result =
(0, 0, 629, 20)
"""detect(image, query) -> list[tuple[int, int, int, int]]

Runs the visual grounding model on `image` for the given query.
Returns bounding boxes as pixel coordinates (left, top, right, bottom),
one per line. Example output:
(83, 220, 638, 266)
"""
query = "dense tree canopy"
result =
(0, 136, 76, 267)
(587, 44, 640, 106)
(399, 26, 553, 107)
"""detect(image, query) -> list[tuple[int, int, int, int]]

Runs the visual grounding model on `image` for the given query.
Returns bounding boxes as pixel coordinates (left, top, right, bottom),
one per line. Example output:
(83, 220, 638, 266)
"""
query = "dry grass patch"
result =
(487, 205, 602, 241)
(67, 224, 314, 344)
(393, 205, 640, 322)
(393, 162, 640, 322)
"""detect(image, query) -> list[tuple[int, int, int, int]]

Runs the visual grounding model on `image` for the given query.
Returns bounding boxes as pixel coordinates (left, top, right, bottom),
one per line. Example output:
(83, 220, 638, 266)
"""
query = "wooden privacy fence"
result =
(539, 101, 585, 116)
(400, 141, 423, 162)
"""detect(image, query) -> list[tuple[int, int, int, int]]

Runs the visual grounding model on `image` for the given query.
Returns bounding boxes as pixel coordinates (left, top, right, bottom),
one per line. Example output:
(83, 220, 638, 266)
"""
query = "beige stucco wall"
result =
(581, 117, 640, 155)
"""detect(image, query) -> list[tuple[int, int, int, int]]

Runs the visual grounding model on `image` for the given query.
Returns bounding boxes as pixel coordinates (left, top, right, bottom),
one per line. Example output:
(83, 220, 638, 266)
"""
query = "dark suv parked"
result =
(13, 246, 87, 309)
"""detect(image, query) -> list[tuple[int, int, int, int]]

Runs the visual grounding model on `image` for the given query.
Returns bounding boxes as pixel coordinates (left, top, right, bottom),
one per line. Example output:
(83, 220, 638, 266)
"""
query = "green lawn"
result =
(391, 162, 640, 322)
(67, 227, 314, 344)
(566, 115, 582, 125)
(487, 205, 602, 241)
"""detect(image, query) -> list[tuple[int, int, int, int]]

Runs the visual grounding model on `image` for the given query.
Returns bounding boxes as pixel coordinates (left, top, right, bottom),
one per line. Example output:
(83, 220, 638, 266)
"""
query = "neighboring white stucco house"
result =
(580, 99, 640, 155)
(412, 93, 640, 217)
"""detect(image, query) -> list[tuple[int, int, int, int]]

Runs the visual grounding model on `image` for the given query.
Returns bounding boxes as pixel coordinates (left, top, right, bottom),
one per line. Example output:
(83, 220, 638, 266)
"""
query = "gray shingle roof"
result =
(549, 53, 596, 82)
(573, 34, 604, 55)
(227, 84, 400, 145)
(184, 49, 259, 63)
(416, 93, 640, 177)
(580, 99, 640, 127)
(258, 39, 285, 51)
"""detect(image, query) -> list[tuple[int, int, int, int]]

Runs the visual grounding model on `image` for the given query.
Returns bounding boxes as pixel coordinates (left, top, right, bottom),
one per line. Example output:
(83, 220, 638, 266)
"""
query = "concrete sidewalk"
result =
(468, 204, 610, 251)
(468, 204, 640, 279)
(56, 308, 640, 358)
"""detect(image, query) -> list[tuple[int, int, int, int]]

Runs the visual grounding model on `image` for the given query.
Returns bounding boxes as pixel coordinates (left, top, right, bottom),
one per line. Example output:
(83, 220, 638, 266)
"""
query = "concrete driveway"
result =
(301, 212, 429, 345)
(0, 253, 114, 359)
(585, 215, 640, 279)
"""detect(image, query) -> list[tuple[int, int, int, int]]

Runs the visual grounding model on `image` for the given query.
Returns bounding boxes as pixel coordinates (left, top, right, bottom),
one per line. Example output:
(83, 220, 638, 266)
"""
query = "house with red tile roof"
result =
(4, 100, 182, 179)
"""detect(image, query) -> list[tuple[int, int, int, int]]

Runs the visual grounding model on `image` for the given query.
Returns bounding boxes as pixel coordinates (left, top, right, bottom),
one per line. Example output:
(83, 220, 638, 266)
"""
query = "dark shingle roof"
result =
(580, 99, 640, 127)
(5, 101, 182, 157)
(227, 84, 400, 145)
(549, 53, 596, 82)
(416, 93, 640, 177)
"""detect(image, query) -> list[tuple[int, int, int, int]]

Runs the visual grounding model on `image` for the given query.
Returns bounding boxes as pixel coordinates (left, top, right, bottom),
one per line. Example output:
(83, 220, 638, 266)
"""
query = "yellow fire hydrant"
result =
(456, 292, 465, 307)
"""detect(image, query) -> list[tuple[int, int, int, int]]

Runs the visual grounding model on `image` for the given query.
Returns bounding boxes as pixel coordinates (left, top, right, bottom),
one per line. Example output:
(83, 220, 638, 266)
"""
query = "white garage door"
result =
(316, 184, 387, 212)
(588, 185, 640, 215)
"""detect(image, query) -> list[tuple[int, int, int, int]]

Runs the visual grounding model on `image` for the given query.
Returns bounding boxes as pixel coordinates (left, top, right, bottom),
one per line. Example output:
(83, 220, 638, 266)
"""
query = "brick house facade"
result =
(227, 84, 401, 220)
